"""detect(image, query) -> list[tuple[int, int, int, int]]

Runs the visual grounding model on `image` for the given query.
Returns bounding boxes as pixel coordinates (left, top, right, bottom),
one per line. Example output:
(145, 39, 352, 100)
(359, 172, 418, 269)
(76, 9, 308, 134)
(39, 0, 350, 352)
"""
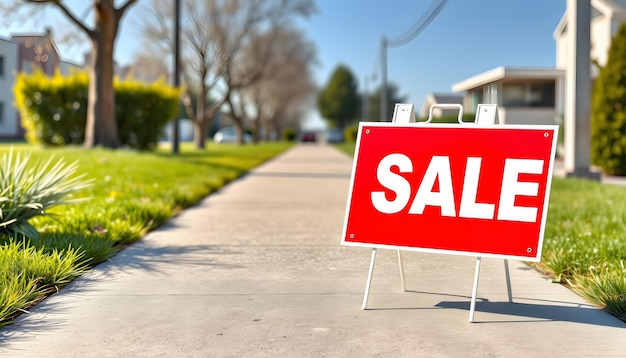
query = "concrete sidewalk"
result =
(1, 144, 625, 357)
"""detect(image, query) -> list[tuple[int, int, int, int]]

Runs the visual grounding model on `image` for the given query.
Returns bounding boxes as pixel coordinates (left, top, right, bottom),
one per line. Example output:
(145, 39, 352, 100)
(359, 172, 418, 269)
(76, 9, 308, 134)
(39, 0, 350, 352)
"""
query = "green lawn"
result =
(0, 142, 292, 325)
(336, 143, 626, 322)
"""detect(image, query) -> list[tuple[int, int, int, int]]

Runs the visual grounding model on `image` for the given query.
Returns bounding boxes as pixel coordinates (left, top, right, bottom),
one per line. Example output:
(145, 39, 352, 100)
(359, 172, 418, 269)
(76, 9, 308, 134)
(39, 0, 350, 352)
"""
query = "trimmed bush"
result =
(115, 78, 181, 150)
(14, 70, 180, 150)
(282, 128, 297, 142)
(344, 126, 358, 143)
(591, 23, 626, 175)
(14, 70, 88, 146)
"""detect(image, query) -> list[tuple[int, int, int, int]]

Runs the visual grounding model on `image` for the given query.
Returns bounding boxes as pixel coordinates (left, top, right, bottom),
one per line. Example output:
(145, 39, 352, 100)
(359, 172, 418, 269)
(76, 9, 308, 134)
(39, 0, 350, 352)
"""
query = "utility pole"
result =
(380, 37, 388, 122)
(362, 75, 369, 121)
(171, 0, 181, 154)
(564, 0, 598, 179)
(377, 0, 448, 122)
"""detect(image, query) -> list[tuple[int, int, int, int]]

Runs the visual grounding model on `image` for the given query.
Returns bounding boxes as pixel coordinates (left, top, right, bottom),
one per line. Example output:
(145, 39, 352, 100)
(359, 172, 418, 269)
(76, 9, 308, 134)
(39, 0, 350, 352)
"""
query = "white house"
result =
(554, 0, 626, 76)
(0, 30, 81, 139)
(0, 39, 19, 138)
(451, 0, 626, 126)
(419, 93, 463, 119)
(451, 67, 565, 125)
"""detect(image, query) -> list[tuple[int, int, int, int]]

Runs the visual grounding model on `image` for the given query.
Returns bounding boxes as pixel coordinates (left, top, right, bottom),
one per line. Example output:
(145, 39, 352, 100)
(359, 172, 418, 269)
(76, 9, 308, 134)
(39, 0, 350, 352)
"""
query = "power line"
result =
(387, 0, 449, 48)
(371, 44, 380, 81)
(375, 0, 449, 122)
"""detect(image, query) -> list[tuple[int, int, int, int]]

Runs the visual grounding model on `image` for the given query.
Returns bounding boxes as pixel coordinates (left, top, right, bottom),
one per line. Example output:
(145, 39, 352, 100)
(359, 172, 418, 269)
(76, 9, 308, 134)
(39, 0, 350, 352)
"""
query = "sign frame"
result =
(341, 121, 559, 262)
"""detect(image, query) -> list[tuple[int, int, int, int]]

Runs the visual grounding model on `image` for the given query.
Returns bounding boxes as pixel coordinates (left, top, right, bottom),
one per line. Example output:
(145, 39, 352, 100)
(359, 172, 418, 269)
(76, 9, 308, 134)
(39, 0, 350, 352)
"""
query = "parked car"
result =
(213, 127, 252, 143)
(300, 131, 317, 142)
(327, 129, 345, 143)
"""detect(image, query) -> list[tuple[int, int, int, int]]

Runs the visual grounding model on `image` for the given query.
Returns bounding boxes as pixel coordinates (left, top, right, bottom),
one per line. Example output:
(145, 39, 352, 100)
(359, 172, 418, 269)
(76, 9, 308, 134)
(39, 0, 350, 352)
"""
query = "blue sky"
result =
(1, 0, 567, 126)
(297, 0, 566, 110)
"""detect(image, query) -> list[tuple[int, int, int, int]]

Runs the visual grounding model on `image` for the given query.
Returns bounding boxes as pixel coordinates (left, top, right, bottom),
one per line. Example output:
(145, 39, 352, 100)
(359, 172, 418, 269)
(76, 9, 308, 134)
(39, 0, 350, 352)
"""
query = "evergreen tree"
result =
(591, 23, 626, 175)
(317, 64, 359, 129)
(367, 82, 407, 122)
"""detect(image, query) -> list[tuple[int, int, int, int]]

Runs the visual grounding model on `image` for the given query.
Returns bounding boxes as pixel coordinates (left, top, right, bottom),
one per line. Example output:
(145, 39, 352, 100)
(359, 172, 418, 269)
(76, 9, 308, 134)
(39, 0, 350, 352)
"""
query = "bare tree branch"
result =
(137, 0, 316, 148)
(116, 0, 138, 19)
(237, 24, 317, 141)
(24, 0, 94, 38)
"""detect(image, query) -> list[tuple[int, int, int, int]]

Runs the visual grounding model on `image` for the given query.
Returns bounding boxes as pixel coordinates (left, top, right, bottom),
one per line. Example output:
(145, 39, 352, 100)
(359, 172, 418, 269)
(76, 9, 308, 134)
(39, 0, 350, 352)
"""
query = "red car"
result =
(300, 131, 317, 142)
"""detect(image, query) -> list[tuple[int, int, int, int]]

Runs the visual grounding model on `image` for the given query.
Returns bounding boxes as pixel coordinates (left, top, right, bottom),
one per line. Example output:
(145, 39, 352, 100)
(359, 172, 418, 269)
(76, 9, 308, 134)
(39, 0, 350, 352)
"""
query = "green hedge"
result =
(14, 70, 88, 146)
(344, 126, 358, 143)
(115, 79, 181, 150)
(14, 70, 180, 150)
(282, 128, 298, 142)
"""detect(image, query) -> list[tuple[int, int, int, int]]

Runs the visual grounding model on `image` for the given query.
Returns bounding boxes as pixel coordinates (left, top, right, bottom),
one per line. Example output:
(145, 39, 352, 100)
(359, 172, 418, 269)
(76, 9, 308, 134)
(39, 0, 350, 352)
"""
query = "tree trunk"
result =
(274, 123, 281, 142)
(193, 120, 209, 149)
(252, 90, 261, 143)
(225, 94, 247, 145)
(253, 115, 261, 143)
(191, 77, 208, 149)
(263, 116, 274, 142)
(84, 2, 120, 148)
(232, 119, 245, 145)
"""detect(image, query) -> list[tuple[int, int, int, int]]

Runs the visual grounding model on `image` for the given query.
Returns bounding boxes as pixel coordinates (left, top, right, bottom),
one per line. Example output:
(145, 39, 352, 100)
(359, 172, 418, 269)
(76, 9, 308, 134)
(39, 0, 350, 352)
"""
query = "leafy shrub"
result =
(344, 126, 358, 143)
(115, 78, 181, 150)
(282, 128, 297, 142)
(0, 149, 91, 239)
(14, 70, 180, 150)
(591, 23, 626, 175)
(14, 70, 88, 145)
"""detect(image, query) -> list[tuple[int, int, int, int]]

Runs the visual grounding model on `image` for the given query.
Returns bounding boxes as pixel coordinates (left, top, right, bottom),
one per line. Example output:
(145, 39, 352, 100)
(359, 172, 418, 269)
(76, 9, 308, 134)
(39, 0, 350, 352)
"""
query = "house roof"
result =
(428, 93, 463, 104)
(10, 28, 60, 58)
(0, 38, 17, 45)
(420, 93, 464, 118)
(553, 0, 626, 39)
(451, 66, 565, 92)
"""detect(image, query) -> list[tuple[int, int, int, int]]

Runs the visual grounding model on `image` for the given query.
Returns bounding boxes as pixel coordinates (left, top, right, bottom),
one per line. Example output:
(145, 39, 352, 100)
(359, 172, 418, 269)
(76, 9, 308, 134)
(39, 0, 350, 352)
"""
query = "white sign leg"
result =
(362, 248, 378, 310)
(397, 250, 407, 291)
(469, 257, 482, 322)
(504, 259, 513, 303)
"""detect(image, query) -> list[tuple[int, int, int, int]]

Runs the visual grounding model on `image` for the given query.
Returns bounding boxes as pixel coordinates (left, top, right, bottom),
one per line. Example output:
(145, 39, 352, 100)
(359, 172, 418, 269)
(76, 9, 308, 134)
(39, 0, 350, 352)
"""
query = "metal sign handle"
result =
(426, 104, 464, 124)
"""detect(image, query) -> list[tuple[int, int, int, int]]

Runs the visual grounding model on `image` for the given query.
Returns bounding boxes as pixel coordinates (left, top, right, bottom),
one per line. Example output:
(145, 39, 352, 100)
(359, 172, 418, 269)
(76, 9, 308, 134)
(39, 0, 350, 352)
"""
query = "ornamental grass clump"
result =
(570, 265, 626, 322)
(0, 150, 92, 239)
(0, 240, 88, 325)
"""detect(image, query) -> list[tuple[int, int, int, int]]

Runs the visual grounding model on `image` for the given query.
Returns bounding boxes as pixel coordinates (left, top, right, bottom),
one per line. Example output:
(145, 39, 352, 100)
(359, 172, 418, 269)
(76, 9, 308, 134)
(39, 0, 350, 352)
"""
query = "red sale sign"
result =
(341, 123, 559, 262)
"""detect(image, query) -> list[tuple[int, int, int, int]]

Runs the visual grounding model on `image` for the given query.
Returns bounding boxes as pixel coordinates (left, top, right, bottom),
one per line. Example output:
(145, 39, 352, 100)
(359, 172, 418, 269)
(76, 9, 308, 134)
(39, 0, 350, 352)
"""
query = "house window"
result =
(0, 56, 4, 77)
(502, 84, 526, 107)
(529, 83, 555, 107)
(469, 90, 483, 112)
(502, 82, 555, 108)
(483, 84, 498, 104)
(0, 102, 4, 124)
